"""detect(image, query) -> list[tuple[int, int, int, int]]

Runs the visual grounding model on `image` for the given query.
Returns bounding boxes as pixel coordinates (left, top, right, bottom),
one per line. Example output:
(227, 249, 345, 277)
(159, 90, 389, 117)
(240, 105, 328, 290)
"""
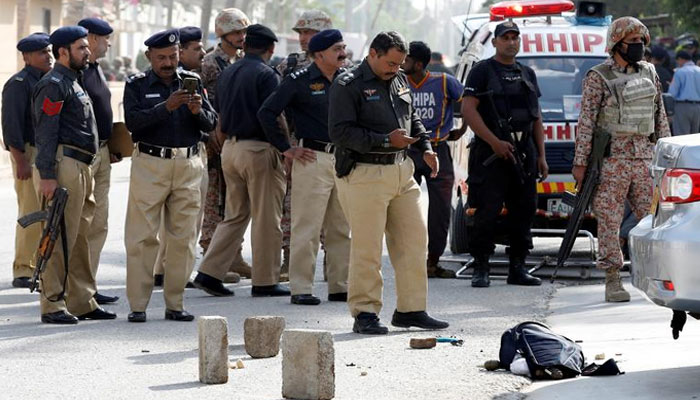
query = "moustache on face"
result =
(337, 55, 347, 61)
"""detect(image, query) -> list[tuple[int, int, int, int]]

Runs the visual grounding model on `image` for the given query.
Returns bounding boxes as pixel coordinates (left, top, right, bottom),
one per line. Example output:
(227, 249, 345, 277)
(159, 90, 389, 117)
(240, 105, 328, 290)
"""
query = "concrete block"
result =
(244, 316, 286, 358)
(282, 329, 335, 400)
(198, 316, 229, 384)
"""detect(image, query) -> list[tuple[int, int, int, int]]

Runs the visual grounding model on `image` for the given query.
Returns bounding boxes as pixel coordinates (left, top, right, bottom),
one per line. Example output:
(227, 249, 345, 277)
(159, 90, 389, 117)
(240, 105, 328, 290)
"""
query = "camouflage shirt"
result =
(574, 58, 671, 167)
(201, 44, 243, 104)
(276, 52, 312, 77)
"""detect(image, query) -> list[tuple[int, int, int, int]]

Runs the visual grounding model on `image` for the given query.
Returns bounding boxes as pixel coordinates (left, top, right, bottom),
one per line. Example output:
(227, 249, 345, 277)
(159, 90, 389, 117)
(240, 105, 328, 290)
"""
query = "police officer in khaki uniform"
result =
(328, 31, 449, 334)
(123, 29, 217, 322)
(78, 17, 120, 305)
(33, 26, 116, 324)
(198, 8, 252, 281)
(2, 33, 51, 288)
(153, 26, 210, 287)
(259, 30, 351, 305)
(193, 25, 289, 298)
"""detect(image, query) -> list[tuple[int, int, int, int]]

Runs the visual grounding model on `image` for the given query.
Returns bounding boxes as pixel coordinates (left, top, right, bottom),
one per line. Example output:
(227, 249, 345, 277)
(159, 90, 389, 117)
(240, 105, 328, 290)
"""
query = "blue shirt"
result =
(407, 71, 463, 141)
(669, 62, 700, 102)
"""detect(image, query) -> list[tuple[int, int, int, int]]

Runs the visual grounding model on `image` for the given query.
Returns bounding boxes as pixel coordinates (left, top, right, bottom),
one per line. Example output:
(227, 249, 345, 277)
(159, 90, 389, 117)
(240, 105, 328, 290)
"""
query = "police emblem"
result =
(169, 34, 176, 43)
(363, 89, 379, 101)
(310, 82, 325, 95)
(504, 21, 514, 27)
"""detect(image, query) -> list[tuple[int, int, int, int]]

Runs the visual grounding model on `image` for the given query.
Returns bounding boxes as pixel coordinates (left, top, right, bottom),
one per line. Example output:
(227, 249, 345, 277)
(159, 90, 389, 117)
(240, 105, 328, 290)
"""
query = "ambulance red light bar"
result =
(490, 0, 575, 21)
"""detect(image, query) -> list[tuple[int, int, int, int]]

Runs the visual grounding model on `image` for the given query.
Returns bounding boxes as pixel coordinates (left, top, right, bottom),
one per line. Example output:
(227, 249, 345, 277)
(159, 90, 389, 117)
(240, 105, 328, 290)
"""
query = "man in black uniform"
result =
(123, 29, 217, 323)
(178, 26, 206, 72)
(78, 17, 120, 305)
(328, 31, 449, 334)
(461, 21, 548, 288)
(33, 26, 117, 324)
(2, 32, 51, 288)
(258, 29, 351, 305)
(193, 24, 290, 298)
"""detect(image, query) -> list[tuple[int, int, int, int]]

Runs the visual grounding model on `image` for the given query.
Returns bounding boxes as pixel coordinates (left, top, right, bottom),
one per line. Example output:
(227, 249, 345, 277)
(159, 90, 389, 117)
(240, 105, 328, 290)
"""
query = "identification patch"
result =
(145, 93, 161, 98)
(363, 89, 379, 101)
(310, 83, 325, 95)
(397, 87, 410, 96)
(42, 97, 64, 116)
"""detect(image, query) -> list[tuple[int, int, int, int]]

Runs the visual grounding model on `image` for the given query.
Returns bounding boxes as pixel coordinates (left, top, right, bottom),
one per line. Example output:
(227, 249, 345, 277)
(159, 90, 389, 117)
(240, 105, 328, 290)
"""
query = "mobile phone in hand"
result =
(183, 77, 198, 94)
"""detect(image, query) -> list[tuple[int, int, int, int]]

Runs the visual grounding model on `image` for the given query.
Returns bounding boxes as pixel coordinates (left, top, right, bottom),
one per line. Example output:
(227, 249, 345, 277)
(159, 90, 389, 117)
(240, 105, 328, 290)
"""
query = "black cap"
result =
(49, 26, 88, 47)
(17, 32, 50, 53)
(676, 50, 692, 61)
(408, 41, 431, 67)
(78, 17, 113, 36)
(245, 24, 277, 48)
(179, 26, 202, 44)
(308, 29, 343, 53)
(144, 29, 179, 48)
(650, 46, 668, 61)
(494, 21, 520, 37)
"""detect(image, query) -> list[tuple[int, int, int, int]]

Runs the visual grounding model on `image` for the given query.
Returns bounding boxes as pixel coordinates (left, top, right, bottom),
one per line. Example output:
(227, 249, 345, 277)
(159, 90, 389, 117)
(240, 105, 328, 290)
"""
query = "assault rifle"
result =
(17, 187, 69, 293)
(477, 90, 527, 185)
(550, 128, 611, 282)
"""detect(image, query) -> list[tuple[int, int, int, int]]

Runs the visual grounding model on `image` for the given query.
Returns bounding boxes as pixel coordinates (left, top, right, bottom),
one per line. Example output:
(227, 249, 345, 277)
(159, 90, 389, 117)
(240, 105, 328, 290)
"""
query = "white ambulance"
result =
(449, 0, 610, 253)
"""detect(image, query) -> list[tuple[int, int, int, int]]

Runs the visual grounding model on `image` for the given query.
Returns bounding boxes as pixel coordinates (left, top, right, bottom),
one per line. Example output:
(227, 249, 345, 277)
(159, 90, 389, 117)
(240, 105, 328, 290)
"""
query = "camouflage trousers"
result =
(592, 157, 652, 270)
(200, 161, 224, 251)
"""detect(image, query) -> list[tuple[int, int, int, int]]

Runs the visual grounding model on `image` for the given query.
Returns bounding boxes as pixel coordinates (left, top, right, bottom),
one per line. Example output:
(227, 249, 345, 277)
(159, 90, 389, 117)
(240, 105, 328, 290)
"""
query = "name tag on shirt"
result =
(363, 89, 380, 101)
(145, 93, 161, 99)
(310, 83, 325, 95)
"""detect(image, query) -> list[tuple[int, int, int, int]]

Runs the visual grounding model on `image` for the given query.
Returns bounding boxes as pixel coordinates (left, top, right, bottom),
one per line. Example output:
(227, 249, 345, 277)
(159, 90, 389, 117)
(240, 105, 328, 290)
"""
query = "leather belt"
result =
(63, 146, 96, 165)
(138, 142, 199, 159)
(300, 138, 335, 154)
(354, 151, 406, 165)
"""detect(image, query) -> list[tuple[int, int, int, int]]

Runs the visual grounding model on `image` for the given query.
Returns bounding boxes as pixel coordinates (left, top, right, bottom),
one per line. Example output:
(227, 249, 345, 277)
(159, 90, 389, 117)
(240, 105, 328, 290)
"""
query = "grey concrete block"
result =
(198, 316, 229, 384)
(282, 329, 335, 400)
(244, 316, 286, 358)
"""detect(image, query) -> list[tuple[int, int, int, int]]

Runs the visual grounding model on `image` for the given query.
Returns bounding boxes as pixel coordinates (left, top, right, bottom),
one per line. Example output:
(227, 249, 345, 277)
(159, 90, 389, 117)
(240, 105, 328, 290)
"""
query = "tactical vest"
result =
(589, 62, 657, 136)
(484, 58, 540, 131)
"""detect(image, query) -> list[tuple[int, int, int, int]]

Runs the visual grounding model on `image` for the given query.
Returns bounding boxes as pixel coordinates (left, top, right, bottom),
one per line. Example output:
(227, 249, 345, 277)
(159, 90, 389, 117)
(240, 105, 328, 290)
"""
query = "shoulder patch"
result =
(290, 67, 308, 80)
(126, 72, 146, 83)
(14, 76, 25, 82)
(338, 72, 357, 86)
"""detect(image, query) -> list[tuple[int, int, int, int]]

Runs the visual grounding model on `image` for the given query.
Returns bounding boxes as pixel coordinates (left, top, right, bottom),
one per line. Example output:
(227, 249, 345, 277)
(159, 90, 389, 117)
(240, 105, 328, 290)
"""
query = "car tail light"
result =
(663, 281, 675, 291)
(660, 169, 700, 204)
(490, 0, 575, 21)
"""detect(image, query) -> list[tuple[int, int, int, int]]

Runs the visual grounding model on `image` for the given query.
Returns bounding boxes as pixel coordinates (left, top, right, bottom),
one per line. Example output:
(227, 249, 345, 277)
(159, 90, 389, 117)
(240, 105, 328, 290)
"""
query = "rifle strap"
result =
(41, 214, 69, 303)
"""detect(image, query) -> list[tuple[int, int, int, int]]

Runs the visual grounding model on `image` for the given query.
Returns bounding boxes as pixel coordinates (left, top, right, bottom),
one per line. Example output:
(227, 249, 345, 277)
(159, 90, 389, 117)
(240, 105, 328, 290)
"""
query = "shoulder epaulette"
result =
(338, 68, 359, 86)
(290, 67, 308, 80)
(48, 71, 64, 84)
(125, 71, 146, 83)
(14, 76, 25, 82)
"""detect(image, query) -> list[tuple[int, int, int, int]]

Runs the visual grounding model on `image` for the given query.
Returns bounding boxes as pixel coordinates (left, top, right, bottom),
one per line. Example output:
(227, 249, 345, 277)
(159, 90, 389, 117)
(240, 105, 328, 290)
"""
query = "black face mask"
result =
(621, 42, 644, 63)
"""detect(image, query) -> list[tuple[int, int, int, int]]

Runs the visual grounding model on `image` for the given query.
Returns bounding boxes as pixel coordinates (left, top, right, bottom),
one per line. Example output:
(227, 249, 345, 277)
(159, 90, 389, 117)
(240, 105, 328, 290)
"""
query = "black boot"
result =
(471, 256, 490, 288)
(507, 255, 541, 286)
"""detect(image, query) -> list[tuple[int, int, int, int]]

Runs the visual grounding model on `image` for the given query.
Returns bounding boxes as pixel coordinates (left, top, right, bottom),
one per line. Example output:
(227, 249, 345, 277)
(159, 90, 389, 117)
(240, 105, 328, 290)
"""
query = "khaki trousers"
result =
(199, 139, 285, 285)
(154, 143, 208, 275)
(11, 144, 41, 278)
(289, 150, 350, 295)
(34, 146, 98, 316)
(335, 158, 428, 317)
(87, 145, 111, 280)
(125, 148, 203, 312)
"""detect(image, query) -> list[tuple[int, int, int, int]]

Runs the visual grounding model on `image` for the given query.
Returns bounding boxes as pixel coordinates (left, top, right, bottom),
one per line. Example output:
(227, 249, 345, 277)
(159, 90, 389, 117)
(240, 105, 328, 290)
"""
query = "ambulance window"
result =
(522, 57, 606, 120)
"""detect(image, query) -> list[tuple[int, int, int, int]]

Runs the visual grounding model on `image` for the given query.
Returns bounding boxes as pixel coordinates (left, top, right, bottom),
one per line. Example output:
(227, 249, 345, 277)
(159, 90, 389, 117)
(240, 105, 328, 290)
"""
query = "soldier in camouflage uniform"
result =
(573, 17, 670, 303)
(277, 10, 334, 277)
(199, 8, 253, 280)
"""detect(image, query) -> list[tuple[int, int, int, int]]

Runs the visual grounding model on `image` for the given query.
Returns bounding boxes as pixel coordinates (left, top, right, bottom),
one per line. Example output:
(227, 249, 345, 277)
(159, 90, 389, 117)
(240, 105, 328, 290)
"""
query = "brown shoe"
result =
(223, 272, 241, 283)
(427, 257, 456, 279)
(229, 259, 252, 279)
(605, 267, 630, 303)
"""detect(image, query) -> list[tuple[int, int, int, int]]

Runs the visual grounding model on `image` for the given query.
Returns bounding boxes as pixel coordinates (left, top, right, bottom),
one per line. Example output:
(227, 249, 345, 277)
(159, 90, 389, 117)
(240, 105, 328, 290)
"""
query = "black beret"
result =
(179, 26, 202, 44)
(49, 26, 88, 47)
(78, 17, 113, 36)
(145, 29, 180, 48)
(308, 29, 343, 53)
(17, 32, 50, 53)
(245, 24, 277, 47)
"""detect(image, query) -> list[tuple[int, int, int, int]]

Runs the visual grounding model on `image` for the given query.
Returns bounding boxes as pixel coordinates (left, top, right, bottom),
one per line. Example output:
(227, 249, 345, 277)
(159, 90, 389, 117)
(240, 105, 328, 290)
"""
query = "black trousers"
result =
(408, 143, 454, 259)
(466, 140, 537, 259)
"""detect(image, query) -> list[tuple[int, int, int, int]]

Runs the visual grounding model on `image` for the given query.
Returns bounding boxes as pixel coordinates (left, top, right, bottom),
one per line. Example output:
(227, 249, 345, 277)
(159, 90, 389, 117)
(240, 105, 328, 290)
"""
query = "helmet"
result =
(215, 8, 251, 37)
(606, 17, 650, 55)
(292, 10, 332, 33)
